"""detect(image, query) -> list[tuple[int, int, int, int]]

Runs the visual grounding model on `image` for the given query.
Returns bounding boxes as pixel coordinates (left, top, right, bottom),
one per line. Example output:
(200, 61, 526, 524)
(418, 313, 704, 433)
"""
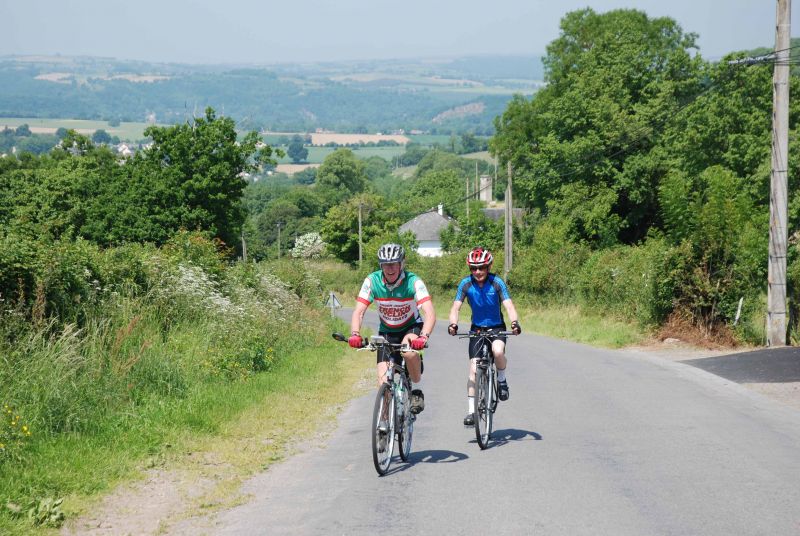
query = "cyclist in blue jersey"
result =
(448, 247, 521, 426)
(350, 243, 435, 414)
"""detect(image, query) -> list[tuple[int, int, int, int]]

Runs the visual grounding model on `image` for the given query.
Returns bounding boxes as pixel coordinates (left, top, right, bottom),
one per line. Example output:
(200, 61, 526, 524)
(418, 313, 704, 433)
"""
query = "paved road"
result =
(685, 346, 800, 383)
(183, 310, 800, 536)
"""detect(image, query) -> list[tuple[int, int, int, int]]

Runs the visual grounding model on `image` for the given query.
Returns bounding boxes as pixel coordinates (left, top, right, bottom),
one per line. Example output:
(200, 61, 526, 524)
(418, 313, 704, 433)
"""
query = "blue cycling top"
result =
(454, 273, 511, 327)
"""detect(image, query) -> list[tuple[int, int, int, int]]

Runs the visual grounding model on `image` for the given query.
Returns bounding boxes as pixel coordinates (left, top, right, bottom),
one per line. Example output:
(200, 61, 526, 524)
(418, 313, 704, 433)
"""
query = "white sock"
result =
(468, 396, 475, 413)
(497, 368, 506, 382)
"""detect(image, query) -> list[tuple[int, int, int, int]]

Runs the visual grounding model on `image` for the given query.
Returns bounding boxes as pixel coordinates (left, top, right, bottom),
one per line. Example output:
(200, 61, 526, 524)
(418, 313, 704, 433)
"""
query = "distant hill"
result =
(0, 55, 545, 135)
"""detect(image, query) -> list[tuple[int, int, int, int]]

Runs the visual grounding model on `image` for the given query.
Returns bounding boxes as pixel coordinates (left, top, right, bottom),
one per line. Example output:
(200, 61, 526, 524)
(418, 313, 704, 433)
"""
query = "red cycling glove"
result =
(410, 335, 427, 351)
(348, 334, 363, 348)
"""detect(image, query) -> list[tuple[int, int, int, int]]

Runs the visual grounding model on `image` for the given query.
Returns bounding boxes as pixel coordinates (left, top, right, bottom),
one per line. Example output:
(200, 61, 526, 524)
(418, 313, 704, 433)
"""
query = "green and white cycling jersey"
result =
(356, 270, 432, 332)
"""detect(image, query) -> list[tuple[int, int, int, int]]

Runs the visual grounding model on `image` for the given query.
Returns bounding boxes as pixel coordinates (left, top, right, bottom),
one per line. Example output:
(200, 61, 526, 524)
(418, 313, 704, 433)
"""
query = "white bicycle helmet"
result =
(377, 243, 405, 264)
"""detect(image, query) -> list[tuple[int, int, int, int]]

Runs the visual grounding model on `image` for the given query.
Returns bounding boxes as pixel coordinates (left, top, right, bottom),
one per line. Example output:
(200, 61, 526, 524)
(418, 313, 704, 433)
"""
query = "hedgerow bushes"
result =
(0, 230, 322, 455)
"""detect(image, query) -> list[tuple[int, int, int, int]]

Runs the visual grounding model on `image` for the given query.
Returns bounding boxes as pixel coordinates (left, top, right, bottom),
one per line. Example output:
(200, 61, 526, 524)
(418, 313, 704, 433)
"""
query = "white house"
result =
(399, 204, 454, 257)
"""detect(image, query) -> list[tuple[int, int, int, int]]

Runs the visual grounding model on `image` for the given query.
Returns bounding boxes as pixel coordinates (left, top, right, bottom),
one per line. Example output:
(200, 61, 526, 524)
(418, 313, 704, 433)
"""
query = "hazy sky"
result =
(1, 0, 797, 65)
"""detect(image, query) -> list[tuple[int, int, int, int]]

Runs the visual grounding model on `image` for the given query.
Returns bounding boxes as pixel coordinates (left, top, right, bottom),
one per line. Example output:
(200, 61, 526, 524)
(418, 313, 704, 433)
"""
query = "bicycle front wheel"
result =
(398, 381, 414, 462)
(372, 382, 395, 475)
(474, 366, 492, 450)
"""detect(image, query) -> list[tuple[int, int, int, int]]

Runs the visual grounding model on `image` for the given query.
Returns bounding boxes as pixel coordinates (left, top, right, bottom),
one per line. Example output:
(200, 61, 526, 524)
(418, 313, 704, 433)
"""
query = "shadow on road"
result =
(382, 449, 469, 476)
(475, 428, 543, 449)
(409, 449, 469, 464)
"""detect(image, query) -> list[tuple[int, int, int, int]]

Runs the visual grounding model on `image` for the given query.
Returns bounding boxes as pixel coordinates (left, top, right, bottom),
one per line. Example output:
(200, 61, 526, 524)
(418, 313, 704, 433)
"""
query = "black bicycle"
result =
(459, 330, 515, 450)
(333, 333, 417, 475)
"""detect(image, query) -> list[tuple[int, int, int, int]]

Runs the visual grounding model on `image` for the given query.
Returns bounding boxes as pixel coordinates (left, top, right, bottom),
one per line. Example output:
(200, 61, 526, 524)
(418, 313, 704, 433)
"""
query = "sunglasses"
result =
(470, 265, 489, 272)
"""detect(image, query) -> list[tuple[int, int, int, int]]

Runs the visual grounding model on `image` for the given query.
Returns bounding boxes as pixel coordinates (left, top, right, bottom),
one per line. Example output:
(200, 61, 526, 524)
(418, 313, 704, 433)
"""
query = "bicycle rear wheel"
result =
(398, 380, 414, 462)
(372, 382, 395, 475)
(474, 365, 492, 449)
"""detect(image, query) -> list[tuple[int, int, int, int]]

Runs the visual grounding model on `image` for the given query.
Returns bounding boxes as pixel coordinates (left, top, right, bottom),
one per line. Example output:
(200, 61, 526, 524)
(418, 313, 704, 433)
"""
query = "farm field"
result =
(274, 145, 405, 165)
(264, 131, 409, 145)
(0, 117, 157, 141)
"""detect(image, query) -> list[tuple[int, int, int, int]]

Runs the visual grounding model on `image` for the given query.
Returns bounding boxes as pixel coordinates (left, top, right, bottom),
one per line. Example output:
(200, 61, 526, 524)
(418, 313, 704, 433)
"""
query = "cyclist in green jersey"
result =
(350, 243, 435, 414)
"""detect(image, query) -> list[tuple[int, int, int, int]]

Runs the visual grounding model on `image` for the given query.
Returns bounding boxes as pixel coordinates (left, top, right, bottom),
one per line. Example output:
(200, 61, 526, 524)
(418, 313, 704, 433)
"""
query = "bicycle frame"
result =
(459, 330, 514, 449)
(332, 332, 417, 474)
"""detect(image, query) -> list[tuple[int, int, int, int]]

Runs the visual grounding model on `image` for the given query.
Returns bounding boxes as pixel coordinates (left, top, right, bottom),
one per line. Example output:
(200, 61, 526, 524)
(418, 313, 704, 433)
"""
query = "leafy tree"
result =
(92, 129, 113, 144)
(320, 193, 401, 263)
(293, 166, 317, 185)
(126, 107, 276, 247)
(401, 169, 463, 218)
(14, 124, 31, 137)
(287, 134, 308, 163)
(395, 143, 429, 167)
(460, 133, 484, 154)
(315, 148, 368, 206)
(492, 8, 704, 245)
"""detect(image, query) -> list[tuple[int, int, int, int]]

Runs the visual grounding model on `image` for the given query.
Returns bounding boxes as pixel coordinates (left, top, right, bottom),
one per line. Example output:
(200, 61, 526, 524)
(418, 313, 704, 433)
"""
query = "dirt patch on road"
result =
(624, 336, 800, 412)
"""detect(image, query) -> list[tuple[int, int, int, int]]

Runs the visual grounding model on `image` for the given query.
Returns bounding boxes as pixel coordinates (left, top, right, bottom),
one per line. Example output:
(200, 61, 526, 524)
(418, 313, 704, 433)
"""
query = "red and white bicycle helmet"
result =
(467, 247, 493, 267)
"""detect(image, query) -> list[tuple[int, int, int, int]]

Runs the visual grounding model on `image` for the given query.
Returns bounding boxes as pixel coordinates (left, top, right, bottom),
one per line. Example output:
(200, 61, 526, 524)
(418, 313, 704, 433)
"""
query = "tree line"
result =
(4, 7, 800, 343)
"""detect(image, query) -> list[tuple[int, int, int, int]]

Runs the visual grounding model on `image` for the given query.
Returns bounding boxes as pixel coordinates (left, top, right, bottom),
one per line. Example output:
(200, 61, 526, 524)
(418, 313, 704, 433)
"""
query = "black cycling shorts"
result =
(378, 323, 423, 371)
(468, 325, 507, 359)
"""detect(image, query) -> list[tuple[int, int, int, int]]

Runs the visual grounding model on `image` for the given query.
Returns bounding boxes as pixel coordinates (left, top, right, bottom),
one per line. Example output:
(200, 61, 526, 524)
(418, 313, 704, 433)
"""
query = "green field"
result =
(275, 145, 405, 164)
(0, 117, 157, 141)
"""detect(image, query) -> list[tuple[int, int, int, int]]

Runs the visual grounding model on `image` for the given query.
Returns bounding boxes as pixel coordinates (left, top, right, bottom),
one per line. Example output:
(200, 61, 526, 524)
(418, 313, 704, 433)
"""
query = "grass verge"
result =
(0, 318, 373, 535)
(520, 302, 647, 348)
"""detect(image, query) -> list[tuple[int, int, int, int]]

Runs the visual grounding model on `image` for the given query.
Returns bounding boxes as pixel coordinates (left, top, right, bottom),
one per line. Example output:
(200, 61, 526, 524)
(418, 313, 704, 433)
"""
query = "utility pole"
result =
(504, 161, 513, 280)
(465, 176, 470, 220)
(767, 0, 791, 346)
(241, 229, 247, 263)
(475, 160, 479, 200)
(358, 202, 363, 269)
(276, 221, 284, 259)
(494, 158, 498, 202)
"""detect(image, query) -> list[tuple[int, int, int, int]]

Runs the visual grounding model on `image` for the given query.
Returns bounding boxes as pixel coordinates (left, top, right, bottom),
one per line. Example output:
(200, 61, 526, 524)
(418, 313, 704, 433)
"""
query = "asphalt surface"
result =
(685, 346, 800, 383)
(170, 308, 800, 536)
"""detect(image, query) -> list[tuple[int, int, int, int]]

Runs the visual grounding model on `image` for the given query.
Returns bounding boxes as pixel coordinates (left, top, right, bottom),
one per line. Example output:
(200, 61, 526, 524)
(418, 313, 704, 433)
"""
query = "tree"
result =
(460, 133, 483, 154)
(320, 193, 401, 263)
(491, 8, 704, 245)
(293, 166, 317, 185)
(287, 135, 308, 163)
(315, 148, 368, 206)
(92, 129, 113, 144)
(14, 124, 31, 137)
(127, 107, 276, 247)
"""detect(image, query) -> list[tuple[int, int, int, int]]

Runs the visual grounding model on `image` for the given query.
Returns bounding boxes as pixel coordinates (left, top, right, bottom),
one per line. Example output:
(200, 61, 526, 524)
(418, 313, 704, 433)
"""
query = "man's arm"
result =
(502, 298, 519, 324)
(350, 300, 369, 335)
(419, 299, 436, 337)
(449, 300, 463, 326)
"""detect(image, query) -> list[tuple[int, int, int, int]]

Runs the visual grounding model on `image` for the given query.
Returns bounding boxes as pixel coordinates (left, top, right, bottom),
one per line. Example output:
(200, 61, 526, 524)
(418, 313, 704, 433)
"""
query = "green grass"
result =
(407, 134, 452, 145)
(0, 117, 158, 141)
(521, 303, 646, 348)
(275, 145, 405, 164)
(0, 314, 371, 535)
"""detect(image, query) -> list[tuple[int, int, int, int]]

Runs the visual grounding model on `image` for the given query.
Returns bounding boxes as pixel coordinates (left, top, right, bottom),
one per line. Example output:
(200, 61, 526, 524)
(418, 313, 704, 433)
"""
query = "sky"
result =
(1, 0, 797, 65)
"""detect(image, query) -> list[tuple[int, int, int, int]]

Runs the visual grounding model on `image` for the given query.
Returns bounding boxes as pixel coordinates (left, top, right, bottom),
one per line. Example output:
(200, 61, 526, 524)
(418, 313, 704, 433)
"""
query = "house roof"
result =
(399, 211, 453, 241)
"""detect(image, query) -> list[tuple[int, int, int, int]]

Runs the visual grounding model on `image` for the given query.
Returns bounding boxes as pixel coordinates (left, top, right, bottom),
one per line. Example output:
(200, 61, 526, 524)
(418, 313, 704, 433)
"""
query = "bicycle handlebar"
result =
(331, 332, 426, 353)
(458, 330, 516, 338)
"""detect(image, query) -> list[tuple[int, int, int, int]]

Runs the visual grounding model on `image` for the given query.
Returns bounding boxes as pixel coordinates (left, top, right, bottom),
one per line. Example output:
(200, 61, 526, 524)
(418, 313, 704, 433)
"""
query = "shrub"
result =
(509, 219, 590, 299)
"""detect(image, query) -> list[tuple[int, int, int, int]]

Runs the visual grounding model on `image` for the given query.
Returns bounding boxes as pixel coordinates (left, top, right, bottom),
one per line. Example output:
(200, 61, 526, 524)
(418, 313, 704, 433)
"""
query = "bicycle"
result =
(332, 332, 419, 475)
(459, 329, 515, 450)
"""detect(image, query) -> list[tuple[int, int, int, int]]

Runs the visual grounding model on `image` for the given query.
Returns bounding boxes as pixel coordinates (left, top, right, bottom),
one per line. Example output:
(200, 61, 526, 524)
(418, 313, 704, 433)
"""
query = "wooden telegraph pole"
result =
(276, 221, 284, 258)
(358, 202, 363, 269)
(504, 161, 513, 280)
(767, 0, 791, 346)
